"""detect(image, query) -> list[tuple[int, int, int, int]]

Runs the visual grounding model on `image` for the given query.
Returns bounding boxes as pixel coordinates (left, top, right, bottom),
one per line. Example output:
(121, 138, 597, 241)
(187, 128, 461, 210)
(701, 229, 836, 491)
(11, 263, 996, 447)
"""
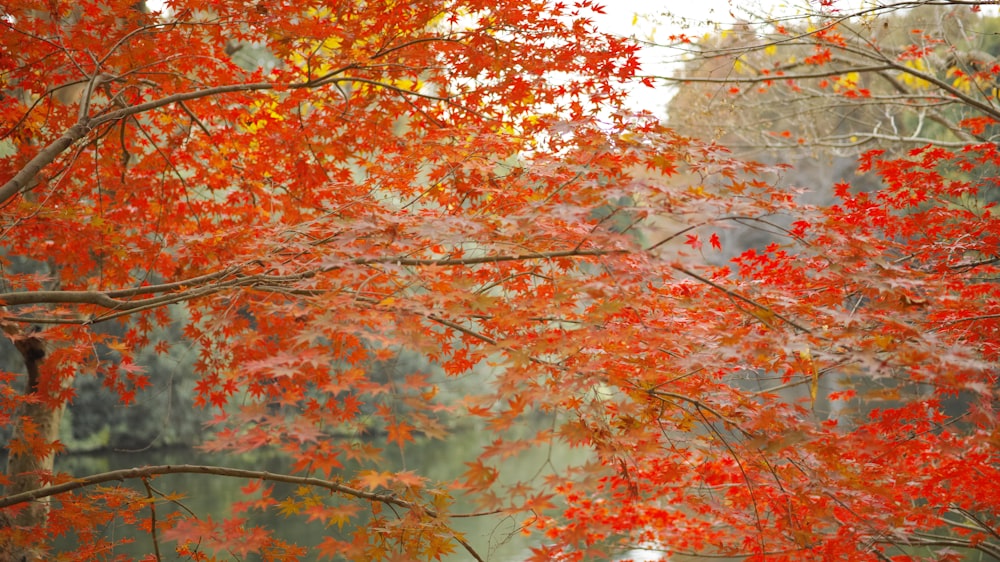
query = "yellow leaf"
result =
(900, 59, 931, 89)
(834, 71, 860, 91)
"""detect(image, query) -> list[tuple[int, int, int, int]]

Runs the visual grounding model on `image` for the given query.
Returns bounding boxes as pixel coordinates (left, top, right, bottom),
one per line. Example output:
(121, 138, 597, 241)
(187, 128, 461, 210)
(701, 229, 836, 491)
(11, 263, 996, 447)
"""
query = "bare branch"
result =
(652, 65, 896, 85)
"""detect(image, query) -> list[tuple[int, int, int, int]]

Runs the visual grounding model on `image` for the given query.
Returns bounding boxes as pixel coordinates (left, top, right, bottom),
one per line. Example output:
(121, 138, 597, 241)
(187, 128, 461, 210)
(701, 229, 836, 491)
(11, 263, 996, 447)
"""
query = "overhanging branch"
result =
(0, 464, 425, 513)
(0, 41, 486, 208)
(0, 464, 496, 560)
(0, 248, 625, 322)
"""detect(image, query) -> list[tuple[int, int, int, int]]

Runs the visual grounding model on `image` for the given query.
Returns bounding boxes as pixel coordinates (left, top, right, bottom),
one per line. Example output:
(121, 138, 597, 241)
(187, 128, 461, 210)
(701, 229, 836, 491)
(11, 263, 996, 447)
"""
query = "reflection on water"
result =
(54, 428, 590, 561)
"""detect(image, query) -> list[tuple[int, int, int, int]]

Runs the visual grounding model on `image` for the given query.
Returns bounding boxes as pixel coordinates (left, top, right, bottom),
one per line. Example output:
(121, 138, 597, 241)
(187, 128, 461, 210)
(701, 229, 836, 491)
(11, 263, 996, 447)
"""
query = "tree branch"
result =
(0, 464, 494, 560)
(0, 249, 625, 322)
(0, 56, 488, 207)
(0, 122, 92, 205)
(671, 265, 812, 334)
(652, 65, 896, 85)
(0, 464, 479, 518)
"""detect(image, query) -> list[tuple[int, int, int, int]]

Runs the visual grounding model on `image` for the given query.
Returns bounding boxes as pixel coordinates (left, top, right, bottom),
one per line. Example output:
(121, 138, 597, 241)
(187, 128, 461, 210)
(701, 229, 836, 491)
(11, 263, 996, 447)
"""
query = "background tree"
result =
(1, 0, 998, 561)
(661, 1, 1000, 156)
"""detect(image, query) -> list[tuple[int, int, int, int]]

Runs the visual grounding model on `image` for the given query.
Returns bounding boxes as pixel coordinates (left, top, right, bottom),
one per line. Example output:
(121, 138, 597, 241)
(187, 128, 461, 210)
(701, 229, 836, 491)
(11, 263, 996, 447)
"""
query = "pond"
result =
(53, 427, 591, 561)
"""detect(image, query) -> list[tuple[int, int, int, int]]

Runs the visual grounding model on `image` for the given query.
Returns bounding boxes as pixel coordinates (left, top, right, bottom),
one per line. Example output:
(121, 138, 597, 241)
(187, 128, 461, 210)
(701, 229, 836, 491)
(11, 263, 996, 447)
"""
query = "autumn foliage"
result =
(0, 0, 998, 560)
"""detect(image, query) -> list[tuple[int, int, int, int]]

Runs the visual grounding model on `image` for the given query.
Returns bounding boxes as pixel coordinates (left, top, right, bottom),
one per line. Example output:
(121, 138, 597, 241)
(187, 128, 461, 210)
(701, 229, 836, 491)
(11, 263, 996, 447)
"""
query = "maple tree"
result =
(0, 0, 998, 561)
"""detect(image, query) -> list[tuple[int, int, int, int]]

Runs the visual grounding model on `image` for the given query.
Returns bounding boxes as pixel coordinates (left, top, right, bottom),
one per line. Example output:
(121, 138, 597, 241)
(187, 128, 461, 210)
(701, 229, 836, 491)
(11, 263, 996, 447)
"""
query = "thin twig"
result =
(141, 478, 162, 562)
(672, 265, 812, 334)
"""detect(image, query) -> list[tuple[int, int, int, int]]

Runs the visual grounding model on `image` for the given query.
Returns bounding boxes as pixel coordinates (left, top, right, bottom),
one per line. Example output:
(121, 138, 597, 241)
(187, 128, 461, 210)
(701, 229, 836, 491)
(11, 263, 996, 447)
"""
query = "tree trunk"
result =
(0, 331, 64, 562)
